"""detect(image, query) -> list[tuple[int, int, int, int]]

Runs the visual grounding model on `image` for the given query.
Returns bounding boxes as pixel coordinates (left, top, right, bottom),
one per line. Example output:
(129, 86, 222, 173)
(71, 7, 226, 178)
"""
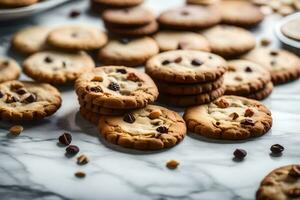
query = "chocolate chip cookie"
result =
(0, 58, 21, 83)
(75, 66, 158, 109)
(0, 80, 61, 121)
(246, 81, 273, 101)
(98, 105, 186, 150)
(23, 51, 95, 85)
(145, 50, 227, 83)
(257, 165, 300, 200)
(184, 95, 272, 140)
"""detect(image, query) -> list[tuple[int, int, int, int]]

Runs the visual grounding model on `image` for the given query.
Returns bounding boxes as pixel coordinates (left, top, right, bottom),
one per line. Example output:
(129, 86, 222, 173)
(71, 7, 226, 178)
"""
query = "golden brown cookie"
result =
(0, 58, 21, 83)
(184, 95, 272, 140)
(246, 81, 273, 100)
(256, 165, 300, 200)
(98, 105, 186, 150)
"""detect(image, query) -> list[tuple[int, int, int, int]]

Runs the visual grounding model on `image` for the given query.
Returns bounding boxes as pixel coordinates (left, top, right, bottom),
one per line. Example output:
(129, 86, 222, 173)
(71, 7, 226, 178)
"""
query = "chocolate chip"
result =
(191, 59, 203, 66)
(24, 93, 36, 103)
(71, 32, 78, 38)
(270, 51, 278, 56)
(233, 149, 247, 160)
(162, 60, 171, 65)
(44, 56, 53, 63)
(16, 88, 27, 95)
(6, 95, 19, 103)
(216, 121, 221, 126)
(62, 61, 67, 68)
(156, 126, 168, 133)
(127, 73, 140, 82)
(181, 11, 189, 15)
(177, 42, 188, 50)
(117, 69, 127, 74)
(229, 112, 239, 120)
(69, 10, 81, 18)
(270, 60, 276, 66)
(245, 66, 252, 72)
(287, 188, 300, 197)
(90, 86, 102, 93)
(244, 108, 254, 117)
(270, 144, 284, 154)
(0, 91, 4, 98)
(289, 165, 300, 178)
(123, 113, 135, 123)
(75, 171, 86, 178)
(174, 57, 182, 63)
(240, 119, 255, 126)
(66, 145, 79, 156)
(208, 55, 213, 59)
(108, 82, 120, 91)
(120, 38, 130, 44)
(2, 60, 9, 66)
(59, 133, 72, 146)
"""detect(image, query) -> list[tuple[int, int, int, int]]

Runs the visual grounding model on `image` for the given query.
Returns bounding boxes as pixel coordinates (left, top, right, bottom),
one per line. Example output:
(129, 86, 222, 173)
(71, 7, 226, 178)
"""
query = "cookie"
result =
(23, 51, 95, 85)
(102, 7, 155, 27)
(159, 86, 225, 107)
(98, 105, 186, 150)
(75, 66, 158, 109)
(0, 80, 61, 121)
(158, 5, 221, 30)
(186, 0, 220, 5)
(256, 165, 300, 200)
(242, 48, 300, 85)
(105, 20, 158, 37)
(145, 50, 227, 84)
(153, 31, 211, 52)
(224, 60, 271, 96)
(47, 25, 108, 51)
(0, 58, 21, 83)
(12, 26, 50, 55)
(281, 17, 300, 41)
(246, 81, 273, 100)
(220, 0, 264, 27)
(98, 37, 159, 67)
(0, 0, 38, 7)
(92, 0, 143, 8)
(79, 107, 100, 125)
(155, 76, 224, 95)
(184, 95, 273, 140)
(202, 25, 256, 57)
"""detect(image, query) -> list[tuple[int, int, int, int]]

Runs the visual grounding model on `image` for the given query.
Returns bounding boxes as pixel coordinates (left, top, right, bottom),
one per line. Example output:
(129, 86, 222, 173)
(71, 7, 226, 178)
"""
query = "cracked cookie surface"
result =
(184, 95, 272, 140)
(146, 50, 227, 83)
(256, 165, 300, 200)
(98, 105, 186, 150)
(0, 80, 61, 121)
(75, 66, 158, 109)
(0, 58, 21, 83)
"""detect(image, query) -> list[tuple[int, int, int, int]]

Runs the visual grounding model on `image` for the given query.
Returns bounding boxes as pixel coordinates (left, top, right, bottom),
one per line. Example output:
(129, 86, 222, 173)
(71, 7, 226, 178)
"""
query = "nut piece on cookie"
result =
(98, 105, 187, 150)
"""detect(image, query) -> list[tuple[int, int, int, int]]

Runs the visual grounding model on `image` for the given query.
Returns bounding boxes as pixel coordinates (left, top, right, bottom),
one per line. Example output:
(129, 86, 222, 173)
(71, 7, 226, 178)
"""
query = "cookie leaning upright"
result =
(98, 105, 186, 150)
(183, 95, 272, 140)
(47, 25, 108, 51)
(0, 80, 61, 121)
(256, 165, 300, 200)
(75, 66, 158, 109)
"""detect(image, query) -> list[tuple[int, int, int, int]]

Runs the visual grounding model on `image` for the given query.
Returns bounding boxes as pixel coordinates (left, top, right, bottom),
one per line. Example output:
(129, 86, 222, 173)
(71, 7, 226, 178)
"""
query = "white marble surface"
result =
(0, 1, 300, 200)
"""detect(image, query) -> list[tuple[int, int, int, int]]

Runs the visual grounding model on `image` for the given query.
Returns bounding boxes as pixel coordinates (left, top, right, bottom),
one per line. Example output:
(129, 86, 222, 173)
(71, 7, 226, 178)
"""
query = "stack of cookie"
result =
(102, 6, 158, 37)
(145, 50, 227, 107)
(75, 66, 159, 124)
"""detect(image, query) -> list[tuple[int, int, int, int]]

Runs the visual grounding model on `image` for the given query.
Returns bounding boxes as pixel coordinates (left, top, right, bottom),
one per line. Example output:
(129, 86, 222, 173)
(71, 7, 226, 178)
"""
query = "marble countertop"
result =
(0, 1, 300, 200)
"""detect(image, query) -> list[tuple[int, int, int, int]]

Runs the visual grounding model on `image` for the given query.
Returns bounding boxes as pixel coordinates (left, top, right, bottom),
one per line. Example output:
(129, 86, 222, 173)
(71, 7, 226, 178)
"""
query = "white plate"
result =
(275, 12, 300, 49)
(0, 0, 73, 20)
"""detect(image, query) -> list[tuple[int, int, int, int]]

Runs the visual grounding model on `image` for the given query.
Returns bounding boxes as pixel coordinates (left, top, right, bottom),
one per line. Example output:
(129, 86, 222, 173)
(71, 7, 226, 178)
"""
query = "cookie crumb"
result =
(69, 10, 81, 18)
(75, 171, 86, 178)
(260, 37, 271, 46)
(9, 125, 23, 136)
(166, 160, 179, 169)
(77, 154, 89, 165)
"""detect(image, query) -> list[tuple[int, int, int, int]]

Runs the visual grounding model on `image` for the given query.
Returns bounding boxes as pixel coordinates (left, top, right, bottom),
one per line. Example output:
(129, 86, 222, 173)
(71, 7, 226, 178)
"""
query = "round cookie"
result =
(0, 0, 38, 7)
(256, 165, 300, 200)
(105, 20, 158, 37)
(0, 58, 21, 83)
(281, 18, 300, 41)
(183, 95, 273, 140)
(98, 105, 186, 150)
(202, 25, 256, 57)
(92, 0, 143, 8)
(220, 0, 264, 27)
(156, 76, 224, 95)
(98, 37, 159, 67)
(0, 80, 61, 121)
(79, 107, 100, 125)
(75, 66, 159, 109)
(186, 0, 220, 5)
(154, 31, 211, 52)
(12, 26, 51, 55)
(145, 50, 227, 84)
(224, 60, 271, 96)
(158, 5, 221, 30)
(47, 25, 108, 51)
(246, 81, 273, 100)
(242, 48, 300, 85)
(23, 51, 95, 85)
(160, 86, 225, 107)
(102, 7, 155, 27)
